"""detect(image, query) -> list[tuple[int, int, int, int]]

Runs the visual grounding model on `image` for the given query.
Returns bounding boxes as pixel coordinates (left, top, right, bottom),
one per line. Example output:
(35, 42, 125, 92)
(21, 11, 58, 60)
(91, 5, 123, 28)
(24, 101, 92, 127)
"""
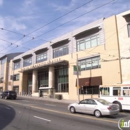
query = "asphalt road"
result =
(0, 97, 130, 130)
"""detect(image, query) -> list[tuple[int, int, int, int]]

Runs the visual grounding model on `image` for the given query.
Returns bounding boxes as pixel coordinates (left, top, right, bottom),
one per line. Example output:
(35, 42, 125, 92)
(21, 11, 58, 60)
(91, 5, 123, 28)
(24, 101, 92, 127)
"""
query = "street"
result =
(0, 97, 130, 130)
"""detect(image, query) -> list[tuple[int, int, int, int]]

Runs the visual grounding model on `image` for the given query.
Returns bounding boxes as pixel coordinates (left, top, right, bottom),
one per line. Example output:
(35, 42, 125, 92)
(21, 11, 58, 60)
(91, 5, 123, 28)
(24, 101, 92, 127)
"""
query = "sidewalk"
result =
(17, 95, 78, 104)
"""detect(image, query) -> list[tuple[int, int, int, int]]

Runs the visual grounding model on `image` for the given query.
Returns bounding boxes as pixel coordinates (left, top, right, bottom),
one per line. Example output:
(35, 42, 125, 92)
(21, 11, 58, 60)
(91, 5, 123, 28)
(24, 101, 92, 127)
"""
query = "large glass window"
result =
(36, 52, 47, 63)
(113, 87, 121, 96)
(128, 24, 130, 37)
(38, 71, 48, 87)
(78, 56, 101, 71)
(55, 67, 68, 92)
(53, 45, 68, 58)
(23, 57, 32, 67)
(14, 61, 20, 70)
(77, 34, 100, 51)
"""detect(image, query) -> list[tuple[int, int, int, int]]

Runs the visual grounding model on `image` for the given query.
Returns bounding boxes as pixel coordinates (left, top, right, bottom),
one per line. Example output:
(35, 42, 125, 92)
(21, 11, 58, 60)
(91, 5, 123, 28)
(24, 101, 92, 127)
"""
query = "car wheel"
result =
(113, 102, 122, 112)
(94, 110, 101, 118)
(70, 107, 76, 113)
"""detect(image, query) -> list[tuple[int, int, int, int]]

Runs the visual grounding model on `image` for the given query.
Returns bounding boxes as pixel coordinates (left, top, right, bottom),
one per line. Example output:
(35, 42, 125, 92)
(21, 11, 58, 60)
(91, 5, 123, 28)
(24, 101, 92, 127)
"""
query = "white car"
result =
(68, 98, 119, 117)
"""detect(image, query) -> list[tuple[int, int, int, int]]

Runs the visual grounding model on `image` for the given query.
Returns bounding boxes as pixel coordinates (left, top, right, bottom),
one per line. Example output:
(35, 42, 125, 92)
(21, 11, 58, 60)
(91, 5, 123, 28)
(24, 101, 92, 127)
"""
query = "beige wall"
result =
(116, 10, 130, 83)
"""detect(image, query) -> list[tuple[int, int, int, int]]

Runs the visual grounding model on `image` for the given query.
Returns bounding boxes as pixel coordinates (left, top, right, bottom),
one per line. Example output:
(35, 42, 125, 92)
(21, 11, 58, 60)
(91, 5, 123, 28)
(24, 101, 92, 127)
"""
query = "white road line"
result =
(45, 104, 56, 107)
(34, 116, 51, 122)
(5, 107, 10, 110)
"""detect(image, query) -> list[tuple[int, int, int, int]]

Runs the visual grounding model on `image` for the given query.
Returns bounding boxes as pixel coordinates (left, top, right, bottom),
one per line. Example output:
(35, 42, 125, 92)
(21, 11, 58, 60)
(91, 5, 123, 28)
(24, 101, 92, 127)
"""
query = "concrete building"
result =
(116, 10, 130, 84)
(0, 53, 23, 93)
(1, 10, 130, 100)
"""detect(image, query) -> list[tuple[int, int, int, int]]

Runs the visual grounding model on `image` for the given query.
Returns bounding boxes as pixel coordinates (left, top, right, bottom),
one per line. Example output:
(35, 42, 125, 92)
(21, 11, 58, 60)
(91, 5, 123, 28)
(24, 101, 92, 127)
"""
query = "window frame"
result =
(76, 34, 100, 51)
(53, 44, 69, 58)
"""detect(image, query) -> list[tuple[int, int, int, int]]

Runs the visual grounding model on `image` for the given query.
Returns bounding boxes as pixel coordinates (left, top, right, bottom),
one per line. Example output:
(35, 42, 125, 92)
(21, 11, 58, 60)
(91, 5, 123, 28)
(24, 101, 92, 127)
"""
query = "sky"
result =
(0, 0, 130, 57)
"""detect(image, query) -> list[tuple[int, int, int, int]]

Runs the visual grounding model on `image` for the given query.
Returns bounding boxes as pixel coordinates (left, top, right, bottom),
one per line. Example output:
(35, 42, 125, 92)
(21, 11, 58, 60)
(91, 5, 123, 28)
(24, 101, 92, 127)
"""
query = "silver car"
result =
(68, 98, 119, 117)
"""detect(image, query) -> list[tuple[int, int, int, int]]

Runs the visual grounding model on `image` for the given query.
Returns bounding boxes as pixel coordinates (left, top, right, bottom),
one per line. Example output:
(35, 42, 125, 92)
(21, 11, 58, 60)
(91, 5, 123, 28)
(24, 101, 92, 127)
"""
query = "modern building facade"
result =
(1, 10, 130, 100)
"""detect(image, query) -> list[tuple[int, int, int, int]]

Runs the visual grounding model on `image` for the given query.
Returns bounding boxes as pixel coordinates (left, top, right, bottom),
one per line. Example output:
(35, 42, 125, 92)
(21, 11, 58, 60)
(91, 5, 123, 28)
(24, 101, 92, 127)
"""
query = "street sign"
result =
(73, 65, 81, 75)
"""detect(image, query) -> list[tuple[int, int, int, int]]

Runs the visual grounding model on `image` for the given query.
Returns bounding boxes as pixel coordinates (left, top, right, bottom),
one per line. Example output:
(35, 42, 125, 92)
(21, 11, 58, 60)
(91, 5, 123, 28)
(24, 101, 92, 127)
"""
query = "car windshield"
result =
(96, 99, 110, 105)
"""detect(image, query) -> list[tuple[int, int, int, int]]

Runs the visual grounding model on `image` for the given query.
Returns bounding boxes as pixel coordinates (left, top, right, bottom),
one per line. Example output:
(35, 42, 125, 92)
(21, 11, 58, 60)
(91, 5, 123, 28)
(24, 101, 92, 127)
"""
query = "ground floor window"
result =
(38, 71, 48, 88)
(79, 86, 99, 94)
(55, 66, 69, 93)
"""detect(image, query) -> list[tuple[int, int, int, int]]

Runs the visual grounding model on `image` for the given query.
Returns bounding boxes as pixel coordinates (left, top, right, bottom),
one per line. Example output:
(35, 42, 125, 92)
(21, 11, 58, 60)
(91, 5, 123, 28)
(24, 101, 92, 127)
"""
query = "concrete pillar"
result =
(19, 72, 23, 95)
(49, 66, 54, 96)
(32, 70, 37, 93)
(49, 66, 54, 88)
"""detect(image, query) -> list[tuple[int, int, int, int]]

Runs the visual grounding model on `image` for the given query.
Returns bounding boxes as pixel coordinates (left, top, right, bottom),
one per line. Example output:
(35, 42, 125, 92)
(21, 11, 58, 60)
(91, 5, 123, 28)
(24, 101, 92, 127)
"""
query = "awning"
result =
(73, 26, 100, 39)
(34, 47, 48, 54)
(76, 76, 102, 86)
(51, 39, 69, 48)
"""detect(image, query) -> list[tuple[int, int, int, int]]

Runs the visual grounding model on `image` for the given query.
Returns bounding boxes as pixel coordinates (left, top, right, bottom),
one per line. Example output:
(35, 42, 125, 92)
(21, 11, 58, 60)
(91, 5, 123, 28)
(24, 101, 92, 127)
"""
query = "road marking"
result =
(5, 107, 10, 110)
(31, 105, 118, 124)
(34, 116, 51, 122)
(45, 104, 56, 107)
(0, 99, 118, 124)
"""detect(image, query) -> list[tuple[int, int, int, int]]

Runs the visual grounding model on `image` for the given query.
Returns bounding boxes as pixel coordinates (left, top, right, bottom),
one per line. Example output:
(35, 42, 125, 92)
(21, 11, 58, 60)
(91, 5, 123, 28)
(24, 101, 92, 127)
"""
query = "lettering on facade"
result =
(21, 58, 61, 71)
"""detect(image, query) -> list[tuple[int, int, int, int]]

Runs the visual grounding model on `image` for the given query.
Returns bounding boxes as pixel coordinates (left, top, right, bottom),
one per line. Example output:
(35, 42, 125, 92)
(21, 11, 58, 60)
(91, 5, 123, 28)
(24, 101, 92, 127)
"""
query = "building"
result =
(116, 10, 130, 84)
(0, 53, 23, 93)
(2, 10, 130, 100)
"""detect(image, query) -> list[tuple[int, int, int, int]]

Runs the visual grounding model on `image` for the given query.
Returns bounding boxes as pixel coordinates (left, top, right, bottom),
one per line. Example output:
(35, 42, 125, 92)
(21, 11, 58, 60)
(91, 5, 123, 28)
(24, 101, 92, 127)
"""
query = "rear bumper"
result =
(102, 110, 119, 115)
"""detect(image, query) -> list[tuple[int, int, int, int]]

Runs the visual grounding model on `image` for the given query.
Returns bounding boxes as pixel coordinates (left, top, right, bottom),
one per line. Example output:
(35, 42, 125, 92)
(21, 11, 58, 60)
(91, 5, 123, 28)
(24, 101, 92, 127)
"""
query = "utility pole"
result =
(76, 54, 80, 102)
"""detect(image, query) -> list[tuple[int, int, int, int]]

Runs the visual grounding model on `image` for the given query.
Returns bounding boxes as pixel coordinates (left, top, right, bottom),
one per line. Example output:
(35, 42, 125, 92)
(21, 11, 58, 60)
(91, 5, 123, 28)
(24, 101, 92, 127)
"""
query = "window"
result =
(36, 52, 47, 63)
(0, 77, 3, 83)
(55, 67, 68, 92)
(53, 45, 68, 58)
(79, 100, 87, 104)
(128, 24, 130, 37)
(23, 57, 32, 67)
(123, 87, 130, 96)
(96, 99, 110, 105)
(14, 61, 20, 70)
(77, 34, 100, 51)
(113, 87, 121, 96)
(78, 56, 101, 71)
(80, 86, 99, 94)
(86, 99, 97, 105)
(100, 87, 109, 95)
(13, 74, 19, 81)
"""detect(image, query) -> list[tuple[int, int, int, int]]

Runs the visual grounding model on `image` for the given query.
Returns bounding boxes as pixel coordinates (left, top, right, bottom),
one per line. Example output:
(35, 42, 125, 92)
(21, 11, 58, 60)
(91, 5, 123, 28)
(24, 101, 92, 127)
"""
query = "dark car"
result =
(1, 91, 17, 100)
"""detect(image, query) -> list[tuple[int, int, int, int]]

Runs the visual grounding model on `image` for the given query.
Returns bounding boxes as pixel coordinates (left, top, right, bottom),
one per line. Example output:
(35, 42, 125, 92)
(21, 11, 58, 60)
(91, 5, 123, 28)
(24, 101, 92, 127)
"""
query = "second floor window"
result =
(77, 34, 100, 51)
(36, 52, 47, 63)
(78, 56, 101, 71)
(23, 57, 32, 67)
(128, 24, 130, 37)
(53, 45, 68, 58)
(13, 74, 19, 81)
(14, 61, 20, 70)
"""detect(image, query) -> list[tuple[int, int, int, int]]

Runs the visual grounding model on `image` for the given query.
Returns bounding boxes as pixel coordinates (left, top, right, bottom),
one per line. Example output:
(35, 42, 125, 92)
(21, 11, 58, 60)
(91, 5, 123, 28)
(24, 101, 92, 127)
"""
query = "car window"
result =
(86, 99, 97, 105)
(79, 100, 87, 104)
(96, 99, 110, 105)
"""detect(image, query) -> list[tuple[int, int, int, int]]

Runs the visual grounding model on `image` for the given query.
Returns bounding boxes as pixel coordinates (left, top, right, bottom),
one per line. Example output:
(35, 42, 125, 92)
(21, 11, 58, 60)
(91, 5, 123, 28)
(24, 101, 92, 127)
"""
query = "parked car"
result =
(1, 91, 17, 100)
(68, 98, 119, 117)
